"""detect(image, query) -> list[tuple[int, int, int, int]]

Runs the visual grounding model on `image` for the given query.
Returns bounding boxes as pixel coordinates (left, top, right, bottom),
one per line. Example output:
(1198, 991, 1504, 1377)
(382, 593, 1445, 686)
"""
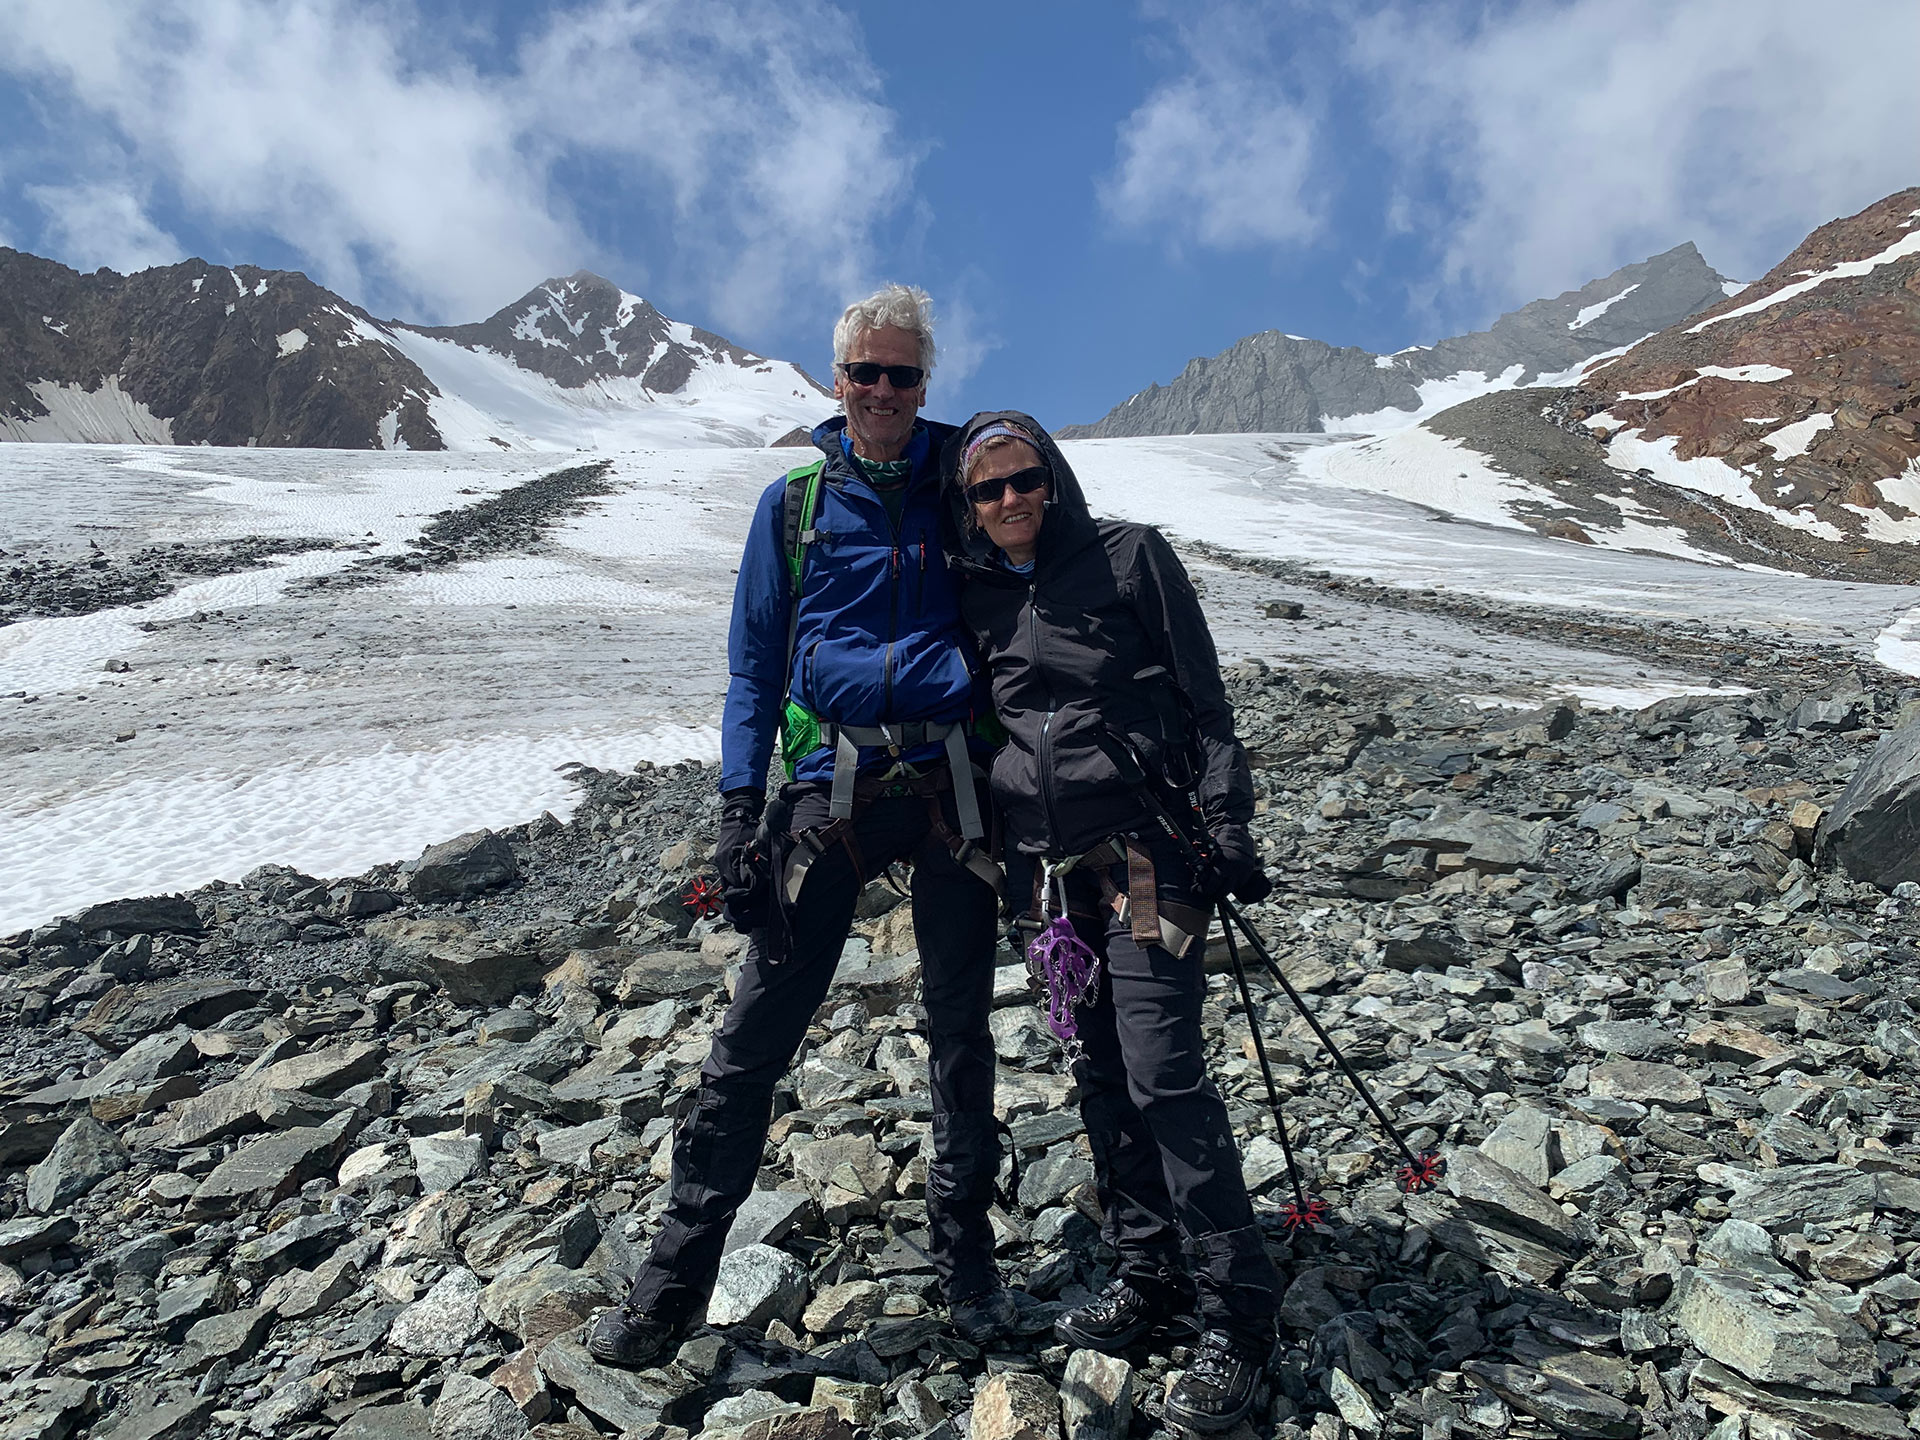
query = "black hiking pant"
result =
(622, 776, 1002, 1325)
(1018, 844, 1278, 1339)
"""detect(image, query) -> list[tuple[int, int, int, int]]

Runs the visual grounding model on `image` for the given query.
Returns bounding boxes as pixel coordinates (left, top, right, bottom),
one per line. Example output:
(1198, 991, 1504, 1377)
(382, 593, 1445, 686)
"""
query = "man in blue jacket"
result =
(590, 285, 1011, 1368)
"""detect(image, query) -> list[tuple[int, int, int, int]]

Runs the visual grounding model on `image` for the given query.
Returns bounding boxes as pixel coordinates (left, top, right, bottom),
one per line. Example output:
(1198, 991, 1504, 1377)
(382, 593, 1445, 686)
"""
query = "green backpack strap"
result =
(777, 459, 828, 774)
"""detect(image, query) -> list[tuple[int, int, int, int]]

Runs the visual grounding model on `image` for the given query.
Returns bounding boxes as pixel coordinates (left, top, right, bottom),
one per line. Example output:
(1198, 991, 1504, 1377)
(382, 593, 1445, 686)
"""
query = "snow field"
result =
(375, 323, 829, 453)
(6, 435, 1920, 932)
(0, 725, 720, 935)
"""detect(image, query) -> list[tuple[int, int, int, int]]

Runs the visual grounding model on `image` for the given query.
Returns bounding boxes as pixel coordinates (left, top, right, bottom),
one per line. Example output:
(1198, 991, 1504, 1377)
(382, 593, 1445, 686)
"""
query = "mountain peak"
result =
(0, 246, 833, 449)
(1057, 243, 1731, 440)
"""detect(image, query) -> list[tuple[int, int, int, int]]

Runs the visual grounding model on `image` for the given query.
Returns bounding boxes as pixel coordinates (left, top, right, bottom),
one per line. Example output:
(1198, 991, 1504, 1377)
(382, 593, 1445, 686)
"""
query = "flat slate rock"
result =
(76, 978, 263, 1051)
(537, 1331, 676, 1432)
(68, 895, 205, 936)
(334, 1406, 432, 1440)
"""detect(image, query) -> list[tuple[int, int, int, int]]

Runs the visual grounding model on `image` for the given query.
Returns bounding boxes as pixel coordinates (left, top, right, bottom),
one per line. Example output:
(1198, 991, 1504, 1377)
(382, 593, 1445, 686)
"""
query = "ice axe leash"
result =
(1104, 732, 1446, 1200)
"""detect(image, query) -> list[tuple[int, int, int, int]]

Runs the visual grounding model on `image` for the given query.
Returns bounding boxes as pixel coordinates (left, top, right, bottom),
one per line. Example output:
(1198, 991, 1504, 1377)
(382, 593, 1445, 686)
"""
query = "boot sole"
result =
(1054, 1311, 1193, 1354)
(1162, 1387, 1259, 1435)
(586, 1320, 678, 1371)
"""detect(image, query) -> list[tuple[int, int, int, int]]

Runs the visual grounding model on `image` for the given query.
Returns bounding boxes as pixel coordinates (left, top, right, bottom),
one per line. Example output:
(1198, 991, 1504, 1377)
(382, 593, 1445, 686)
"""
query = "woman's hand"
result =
(1205, 822, 1273, 904)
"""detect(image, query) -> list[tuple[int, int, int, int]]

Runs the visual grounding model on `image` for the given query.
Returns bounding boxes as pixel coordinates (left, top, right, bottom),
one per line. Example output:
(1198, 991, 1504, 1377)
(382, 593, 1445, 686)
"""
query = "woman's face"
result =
(970, 438, 1047, 561)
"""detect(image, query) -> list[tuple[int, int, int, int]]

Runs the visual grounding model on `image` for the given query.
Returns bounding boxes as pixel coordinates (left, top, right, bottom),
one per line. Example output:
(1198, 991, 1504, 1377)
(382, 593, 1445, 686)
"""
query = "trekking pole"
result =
(1214, 897, 1445, 1193)
(1101, 733, 1445, 1195)
(1219, 906, 1327, 1232)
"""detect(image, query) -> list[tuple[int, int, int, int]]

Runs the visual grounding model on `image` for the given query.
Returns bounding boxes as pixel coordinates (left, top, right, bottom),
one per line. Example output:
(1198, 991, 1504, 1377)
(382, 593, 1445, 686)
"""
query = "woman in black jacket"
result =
(943, 412, 1278, 1433)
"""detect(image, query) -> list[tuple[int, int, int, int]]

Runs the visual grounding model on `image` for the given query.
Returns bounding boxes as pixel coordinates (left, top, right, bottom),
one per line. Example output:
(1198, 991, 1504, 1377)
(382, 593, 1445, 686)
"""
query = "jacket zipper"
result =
(1029, 579, 1066, 851)
(883, 641, 895, 718)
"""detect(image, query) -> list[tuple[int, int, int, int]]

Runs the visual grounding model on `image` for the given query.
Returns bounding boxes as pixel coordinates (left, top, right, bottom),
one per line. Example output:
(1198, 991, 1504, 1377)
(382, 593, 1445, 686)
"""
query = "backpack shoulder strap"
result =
(781, 458, 828, 589)
(776, 458, 829, 768)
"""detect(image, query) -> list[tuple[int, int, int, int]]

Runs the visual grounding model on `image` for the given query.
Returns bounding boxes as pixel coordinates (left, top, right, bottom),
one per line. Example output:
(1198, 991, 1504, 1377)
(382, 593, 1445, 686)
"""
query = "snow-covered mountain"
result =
(1280, 189, 1920, 585)
(1573, 187, 1920, 535)
(0, 254, 833, 450)
(1056, 243, 1735, 439)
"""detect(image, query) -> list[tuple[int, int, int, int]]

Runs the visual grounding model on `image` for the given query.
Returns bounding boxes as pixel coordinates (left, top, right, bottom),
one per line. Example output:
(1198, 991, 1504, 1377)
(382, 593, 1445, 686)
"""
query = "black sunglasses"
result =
(838, 361, 926, 388)
(964, 465, 1049, 506)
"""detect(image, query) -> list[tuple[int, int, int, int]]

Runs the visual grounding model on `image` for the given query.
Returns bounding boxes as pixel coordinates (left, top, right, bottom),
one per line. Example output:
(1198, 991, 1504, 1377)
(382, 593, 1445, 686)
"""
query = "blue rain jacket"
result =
(719, 416, 980, 792)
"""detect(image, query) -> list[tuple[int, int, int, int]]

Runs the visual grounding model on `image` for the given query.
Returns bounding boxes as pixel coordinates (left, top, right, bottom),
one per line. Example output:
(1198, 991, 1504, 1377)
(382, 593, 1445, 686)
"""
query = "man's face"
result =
(970, 438, 1047, 558)
(834, 325, 926, 460)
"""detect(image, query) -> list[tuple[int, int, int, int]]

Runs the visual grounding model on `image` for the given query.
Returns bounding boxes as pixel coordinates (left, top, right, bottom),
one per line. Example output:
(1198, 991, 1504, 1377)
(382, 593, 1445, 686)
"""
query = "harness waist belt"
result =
(821, 721, 984, 840)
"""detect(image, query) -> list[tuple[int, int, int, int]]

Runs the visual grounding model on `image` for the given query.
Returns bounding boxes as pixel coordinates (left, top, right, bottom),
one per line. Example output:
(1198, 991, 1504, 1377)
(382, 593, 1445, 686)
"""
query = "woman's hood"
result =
(940, 410, 1099, 577)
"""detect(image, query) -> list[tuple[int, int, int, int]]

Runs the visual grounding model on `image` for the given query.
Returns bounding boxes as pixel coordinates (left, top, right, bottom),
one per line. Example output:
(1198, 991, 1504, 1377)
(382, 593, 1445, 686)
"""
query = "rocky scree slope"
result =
(1057, 246, 1731, 440)
(0, 254, 828, 450)
(8, 670, 1920, 1440)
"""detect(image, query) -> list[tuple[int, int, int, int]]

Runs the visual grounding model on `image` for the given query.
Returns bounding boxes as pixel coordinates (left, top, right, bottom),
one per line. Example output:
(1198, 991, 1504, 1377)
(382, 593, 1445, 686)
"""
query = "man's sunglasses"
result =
(838, 361, 926, 389)
(964, 465, 1049, 506)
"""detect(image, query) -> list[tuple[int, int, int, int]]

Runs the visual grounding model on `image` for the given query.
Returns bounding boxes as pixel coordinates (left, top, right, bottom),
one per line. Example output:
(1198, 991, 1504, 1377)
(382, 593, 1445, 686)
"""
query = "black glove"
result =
(1205, 821, 1273, 904)
(715, 787, 768, 930)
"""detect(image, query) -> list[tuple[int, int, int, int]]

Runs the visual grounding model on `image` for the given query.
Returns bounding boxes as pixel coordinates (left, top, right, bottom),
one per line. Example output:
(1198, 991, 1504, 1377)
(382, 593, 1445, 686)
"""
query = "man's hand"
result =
(716, 787, 769, 930)
(1205, 821, 1273, 905)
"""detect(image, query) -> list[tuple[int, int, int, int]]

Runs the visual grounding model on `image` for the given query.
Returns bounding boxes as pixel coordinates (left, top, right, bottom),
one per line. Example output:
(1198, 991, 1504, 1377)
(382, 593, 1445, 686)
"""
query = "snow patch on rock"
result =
(1, 377, 175, 445)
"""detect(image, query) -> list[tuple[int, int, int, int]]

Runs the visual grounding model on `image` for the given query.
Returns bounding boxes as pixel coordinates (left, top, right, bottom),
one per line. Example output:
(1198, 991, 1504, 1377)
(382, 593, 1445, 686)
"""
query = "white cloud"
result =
(515, 0, 915, 336)
(1107, 0, 1920, 322)
(925, 279, 1000, 394)
(25, 181, 182, 274)
(1101, 5, 1322, 250)
(0, 0, 911, 331)
(1351, 0, 1920, 311)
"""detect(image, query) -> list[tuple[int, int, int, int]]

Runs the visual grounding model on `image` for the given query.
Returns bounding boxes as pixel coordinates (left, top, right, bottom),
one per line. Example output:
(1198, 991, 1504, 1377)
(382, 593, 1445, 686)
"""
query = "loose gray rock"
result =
(389, 1267, 488, 1356)
(26, 1115, 128, 1213)
(1666, 1266, 1875, 1393)
(411, 1133, 487, 1193)
(1818, 714, 1920, 887)
(430, 1373, 529, 1440)
(706, 1242, 808, 1329)
(408, 829, 520, 901)
(1060, 1350, 1131, 1440)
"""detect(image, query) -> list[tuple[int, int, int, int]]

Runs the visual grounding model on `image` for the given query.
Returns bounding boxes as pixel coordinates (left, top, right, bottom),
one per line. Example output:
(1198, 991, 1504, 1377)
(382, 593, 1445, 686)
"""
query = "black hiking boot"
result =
(949, 1285, 1019, 1346)
(586, 1302, 681, 1370)
(1163, 1329, 1272, 1433)
(1055, 1275, 1188, 1353)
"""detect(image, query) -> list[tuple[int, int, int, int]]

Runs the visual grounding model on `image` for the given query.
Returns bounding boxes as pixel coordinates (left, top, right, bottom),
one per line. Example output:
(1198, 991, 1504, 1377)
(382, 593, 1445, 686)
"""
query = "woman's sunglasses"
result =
(964, 465, 1049, 506)
(838, 362, 926, 388)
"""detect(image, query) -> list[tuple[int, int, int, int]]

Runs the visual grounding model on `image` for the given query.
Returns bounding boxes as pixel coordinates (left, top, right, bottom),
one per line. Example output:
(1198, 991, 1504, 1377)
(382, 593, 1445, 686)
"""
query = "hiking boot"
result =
(1163, 1329, 1271, 1433)
(1055, 1275, 1187, 1353)
(586, 1303, 681, 1370)
(949, 1285, 1018, 1347)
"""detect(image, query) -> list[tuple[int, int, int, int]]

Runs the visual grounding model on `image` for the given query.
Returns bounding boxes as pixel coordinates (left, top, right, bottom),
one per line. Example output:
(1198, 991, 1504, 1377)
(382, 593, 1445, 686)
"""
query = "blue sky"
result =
(2, 0, 1916, 428)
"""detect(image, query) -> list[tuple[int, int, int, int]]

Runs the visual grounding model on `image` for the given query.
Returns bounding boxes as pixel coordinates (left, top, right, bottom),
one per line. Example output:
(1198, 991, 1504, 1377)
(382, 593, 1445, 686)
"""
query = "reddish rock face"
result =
(1585, 188, 1920, 537)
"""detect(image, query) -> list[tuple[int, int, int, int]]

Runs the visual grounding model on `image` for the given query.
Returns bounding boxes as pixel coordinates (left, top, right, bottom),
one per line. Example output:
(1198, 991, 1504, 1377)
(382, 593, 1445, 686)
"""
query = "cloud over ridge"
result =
(0, 0, 911, 331)
(1106, 0, 1920, 327)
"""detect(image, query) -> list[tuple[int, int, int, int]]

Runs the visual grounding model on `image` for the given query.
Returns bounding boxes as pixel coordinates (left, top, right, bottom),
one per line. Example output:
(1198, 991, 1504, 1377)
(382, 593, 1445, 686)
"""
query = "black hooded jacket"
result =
(940, 411, 1256, 858)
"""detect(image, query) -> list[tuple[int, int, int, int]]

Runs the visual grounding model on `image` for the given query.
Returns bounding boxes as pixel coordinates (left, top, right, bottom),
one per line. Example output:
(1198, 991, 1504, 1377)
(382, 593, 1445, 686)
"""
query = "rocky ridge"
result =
(1056, 247, 1731, 440)
(6, 665, 1920, 1440)
(1571, 189, 1920, 537)
(1375, 189, 1920, 574)
(0, 253, 827, 451)
(412, 275, 814, 401)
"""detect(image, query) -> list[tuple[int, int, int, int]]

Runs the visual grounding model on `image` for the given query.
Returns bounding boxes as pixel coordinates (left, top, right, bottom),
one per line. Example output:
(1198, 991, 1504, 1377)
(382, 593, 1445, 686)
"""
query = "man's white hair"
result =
(833, 283, 936, 373)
